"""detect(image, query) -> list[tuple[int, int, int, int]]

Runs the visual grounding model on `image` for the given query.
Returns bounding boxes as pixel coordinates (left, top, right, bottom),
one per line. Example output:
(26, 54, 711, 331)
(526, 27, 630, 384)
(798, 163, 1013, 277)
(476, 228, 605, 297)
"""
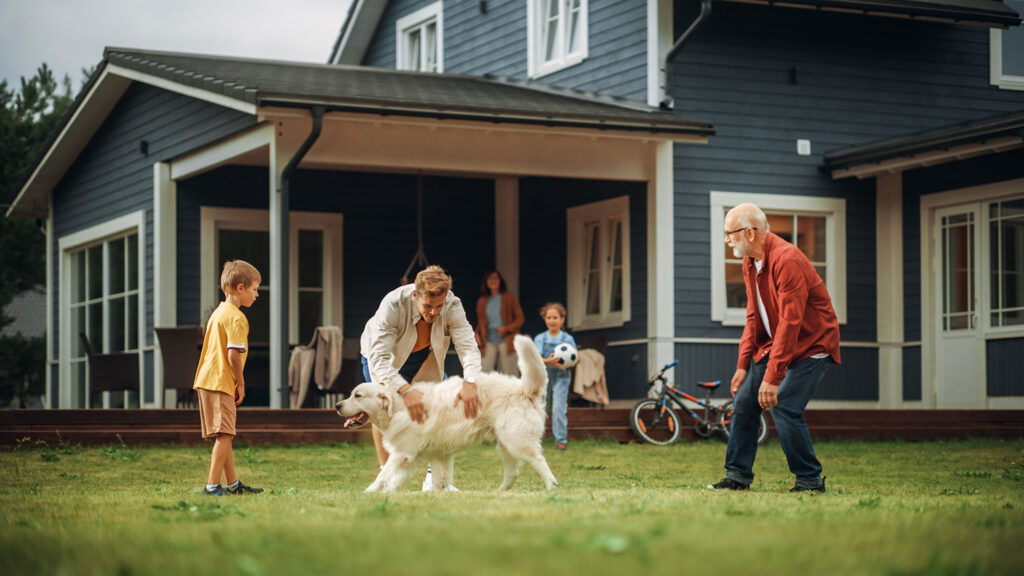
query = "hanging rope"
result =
(401, 175, 430, 284)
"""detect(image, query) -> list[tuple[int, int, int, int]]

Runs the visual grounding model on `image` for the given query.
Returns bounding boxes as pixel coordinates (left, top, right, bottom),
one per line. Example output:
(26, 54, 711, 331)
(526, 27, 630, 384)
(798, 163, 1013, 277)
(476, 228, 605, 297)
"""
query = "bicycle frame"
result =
(646, 363, 730, 431)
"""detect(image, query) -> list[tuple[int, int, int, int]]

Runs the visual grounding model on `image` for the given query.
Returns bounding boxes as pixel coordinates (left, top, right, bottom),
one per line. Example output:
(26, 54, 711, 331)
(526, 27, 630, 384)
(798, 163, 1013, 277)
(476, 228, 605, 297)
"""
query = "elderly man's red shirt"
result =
(737, 232, 841, 385)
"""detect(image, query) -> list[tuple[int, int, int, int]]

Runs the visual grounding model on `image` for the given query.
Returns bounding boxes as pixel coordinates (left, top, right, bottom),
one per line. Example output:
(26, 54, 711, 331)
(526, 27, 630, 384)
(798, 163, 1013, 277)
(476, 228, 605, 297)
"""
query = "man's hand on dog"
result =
(403, 388, 428, 423)
(456, 381, 481, 420)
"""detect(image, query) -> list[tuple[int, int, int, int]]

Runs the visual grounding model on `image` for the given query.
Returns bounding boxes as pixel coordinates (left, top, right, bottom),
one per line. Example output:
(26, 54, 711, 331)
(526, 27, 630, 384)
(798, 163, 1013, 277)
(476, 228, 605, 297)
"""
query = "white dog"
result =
(336, 335, 558, 493)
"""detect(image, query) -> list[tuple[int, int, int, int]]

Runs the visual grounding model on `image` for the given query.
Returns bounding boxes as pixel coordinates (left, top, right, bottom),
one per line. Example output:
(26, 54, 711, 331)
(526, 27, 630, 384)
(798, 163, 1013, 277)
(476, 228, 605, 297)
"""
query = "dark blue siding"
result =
(177, 167, 495, 341)
(51, 82, 255, 399)
(987, 338, 1024, 396)
(363, 0, 648, 101)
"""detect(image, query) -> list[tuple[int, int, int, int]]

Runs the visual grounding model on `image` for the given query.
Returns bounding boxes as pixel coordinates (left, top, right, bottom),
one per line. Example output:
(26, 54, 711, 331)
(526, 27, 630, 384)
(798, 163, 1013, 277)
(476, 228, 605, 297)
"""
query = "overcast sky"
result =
(0, 0, 353, 89)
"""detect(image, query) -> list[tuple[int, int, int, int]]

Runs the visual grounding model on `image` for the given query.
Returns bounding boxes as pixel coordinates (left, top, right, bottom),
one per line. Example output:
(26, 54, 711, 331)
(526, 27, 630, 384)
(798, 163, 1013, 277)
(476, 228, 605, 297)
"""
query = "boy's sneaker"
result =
(556, 443, 567, 451)
(707, 478, 749, 491)
(225, 480, 263, 495)
(203, 484, 224, 496)
(790, 476, 826, 493)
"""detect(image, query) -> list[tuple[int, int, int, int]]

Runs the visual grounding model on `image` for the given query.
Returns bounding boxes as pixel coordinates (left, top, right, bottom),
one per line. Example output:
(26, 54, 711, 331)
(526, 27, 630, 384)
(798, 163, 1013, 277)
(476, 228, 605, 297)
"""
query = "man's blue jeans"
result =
(725, 356, 829, 489)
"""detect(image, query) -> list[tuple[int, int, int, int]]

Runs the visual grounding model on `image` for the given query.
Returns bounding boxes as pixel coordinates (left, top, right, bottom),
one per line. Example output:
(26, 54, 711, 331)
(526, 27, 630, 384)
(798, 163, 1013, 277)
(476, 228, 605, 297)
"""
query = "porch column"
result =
(876, 173, 904, 407)
(153, 162, 176, 408)
(647, 141, 675, 374)
(269, 139, 291, 409)
(495, 178, 519, 295)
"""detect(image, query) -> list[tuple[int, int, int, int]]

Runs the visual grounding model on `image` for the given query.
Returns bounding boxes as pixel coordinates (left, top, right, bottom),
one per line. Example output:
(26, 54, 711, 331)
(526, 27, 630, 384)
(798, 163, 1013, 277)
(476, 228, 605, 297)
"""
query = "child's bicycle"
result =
(629, 360, 769, 446)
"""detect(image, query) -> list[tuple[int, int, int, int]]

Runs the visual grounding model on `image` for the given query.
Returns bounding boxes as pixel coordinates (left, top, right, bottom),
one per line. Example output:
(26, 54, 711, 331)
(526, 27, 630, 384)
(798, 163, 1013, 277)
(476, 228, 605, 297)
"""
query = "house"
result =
(7, 0, 1024, 410)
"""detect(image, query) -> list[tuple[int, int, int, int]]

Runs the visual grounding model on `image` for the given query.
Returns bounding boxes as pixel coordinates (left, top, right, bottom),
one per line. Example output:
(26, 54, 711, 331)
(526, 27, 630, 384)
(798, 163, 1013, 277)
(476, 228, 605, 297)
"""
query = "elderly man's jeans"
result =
(725, 356, 829, 489)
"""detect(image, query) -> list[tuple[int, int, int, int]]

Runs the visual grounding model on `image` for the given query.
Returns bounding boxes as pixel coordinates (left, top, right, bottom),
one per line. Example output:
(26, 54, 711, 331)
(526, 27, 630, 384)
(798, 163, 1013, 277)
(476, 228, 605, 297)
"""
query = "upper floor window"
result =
(396, 2, 443, 73)
(990, 1, 1024, 90)
(566, 195, 631, 330)
(528, 0, 588, 78)
(709, 192, 847, 326)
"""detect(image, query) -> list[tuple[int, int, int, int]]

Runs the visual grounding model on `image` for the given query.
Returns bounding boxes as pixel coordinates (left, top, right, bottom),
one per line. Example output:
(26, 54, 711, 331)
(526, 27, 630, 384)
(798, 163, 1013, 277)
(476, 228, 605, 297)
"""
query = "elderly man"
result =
(709, 203, 840, 493)
(359, 265, 482, 491)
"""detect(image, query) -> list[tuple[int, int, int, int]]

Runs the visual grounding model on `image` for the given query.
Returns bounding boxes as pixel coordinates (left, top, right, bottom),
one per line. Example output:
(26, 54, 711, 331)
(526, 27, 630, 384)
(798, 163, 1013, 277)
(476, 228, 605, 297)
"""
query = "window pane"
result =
(610, 219, 622, 266)
(585, 222, 600, 315)
(767, 214, 793, 244)
(72, 250, 86, 304)
(72, 360, 86, 408)
(726, 263, 745, 308)
(298, 230, 324, 288)
(109, 237, 125, 294)
(408, 28, 421, 71)
(568, 0, 582, 54)
(109, 296, 126, 352)
(991, 221, 1000, 322)
(814, 265, 827, 283)
(88, 302, 103, 351)
(127, 294, 138, 350)
(1002, 1, 1024, 76)
(609, 269, 623, 313)
(127, 234, 138, 291)
(71, 306, 86, 358)
(943, 220, 974, 332)
(87, 245, 103, 300)
(425, 22, 437, 72)
(1001, 216, 1024, 313)
(797, 216, 826, 263)
(544, 0, 560, 61)
(299, 291, 323, 344)
(586, 271, 600, 315)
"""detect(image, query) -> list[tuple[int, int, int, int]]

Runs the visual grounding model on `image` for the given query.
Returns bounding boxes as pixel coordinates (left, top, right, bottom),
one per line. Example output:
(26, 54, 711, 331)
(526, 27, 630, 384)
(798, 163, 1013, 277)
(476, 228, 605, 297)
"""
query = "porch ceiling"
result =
(725, 0, 1021, 28)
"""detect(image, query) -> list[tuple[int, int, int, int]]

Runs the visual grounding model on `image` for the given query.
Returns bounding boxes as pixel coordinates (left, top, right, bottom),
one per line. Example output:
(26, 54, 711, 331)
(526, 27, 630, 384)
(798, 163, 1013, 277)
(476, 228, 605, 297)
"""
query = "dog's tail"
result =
(514, 335, 548, 398)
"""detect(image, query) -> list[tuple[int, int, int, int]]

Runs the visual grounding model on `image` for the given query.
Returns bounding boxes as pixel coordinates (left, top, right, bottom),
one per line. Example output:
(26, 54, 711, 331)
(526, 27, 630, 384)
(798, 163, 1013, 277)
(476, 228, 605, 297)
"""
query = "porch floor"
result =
(2, 408, 1022, 445)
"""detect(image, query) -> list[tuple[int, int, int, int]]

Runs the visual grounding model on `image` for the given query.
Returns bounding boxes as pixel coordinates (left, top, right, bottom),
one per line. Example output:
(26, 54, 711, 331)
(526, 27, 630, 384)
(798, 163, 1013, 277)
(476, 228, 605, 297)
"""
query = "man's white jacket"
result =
(360, 284, 482, 391)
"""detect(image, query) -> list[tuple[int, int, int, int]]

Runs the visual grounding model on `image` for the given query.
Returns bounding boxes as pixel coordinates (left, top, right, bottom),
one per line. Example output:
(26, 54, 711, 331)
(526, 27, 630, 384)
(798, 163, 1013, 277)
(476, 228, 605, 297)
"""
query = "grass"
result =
(2, 436, 1023, 575)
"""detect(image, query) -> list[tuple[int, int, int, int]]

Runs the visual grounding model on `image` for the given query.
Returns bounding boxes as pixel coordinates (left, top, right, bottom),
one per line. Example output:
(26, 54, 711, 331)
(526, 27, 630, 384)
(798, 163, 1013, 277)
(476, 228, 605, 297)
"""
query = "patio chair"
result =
(79, 332, 140, 407)
(154, 326, 204, 409)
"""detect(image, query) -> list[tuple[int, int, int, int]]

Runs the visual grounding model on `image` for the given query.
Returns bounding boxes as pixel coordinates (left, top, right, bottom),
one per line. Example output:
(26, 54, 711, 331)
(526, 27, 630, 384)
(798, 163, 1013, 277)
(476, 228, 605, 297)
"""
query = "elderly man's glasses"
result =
(724, 226, 757, 240)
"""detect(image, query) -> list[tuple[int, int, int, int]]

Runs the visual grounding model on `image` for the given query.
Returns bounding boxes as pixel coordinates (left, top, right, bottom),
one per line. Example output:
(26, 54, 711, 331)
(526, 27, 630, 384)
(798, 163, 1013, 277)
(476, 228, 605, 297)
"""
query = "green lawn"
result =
(2, 436, 1023, 576)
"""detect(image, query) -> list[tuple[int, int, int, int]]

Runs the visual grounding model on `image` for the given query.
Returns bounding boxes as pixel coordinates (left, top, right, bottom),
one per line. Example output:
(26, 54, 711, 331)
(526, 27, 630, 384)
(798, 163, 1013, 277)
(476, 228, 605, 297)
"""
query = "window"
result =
(528, 0, 588, 78)
(990, 1, 1024, 91)
(709, 192, 847, 325)
(989, 197, 1024, 328)
(566, 196, 630, 329)
(200, 208, 343, 345)
(60, 213, 143, 409)
(396, 2, 443, 73)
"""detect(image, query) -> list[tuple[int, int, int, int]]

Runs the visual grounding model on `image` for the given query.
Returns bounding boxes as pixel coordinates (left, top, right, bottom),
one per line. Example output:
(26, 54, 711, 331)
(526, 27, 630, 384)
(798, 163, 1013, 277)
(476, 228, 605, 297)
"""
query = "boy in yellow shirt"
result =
(194, 260, 264, 496)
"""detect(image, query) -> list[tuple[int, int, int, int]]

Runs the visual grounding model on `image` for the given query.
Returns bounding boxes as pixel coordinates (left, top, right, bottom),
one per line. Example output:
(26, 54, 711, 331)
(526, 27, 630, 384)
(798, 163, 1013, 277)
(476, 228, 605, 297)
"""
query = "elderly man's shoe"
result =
(707, 478, 749, 491)
(790, 476, 826, 493)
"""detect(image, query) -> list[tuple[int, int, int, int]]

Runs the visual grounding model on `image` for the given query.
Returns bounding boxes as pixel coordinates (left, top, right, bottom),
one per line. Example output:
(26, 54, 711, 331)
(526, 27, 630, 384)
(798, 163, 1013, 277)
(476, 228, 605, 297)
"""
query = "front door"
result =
(934, 203, 984, 408)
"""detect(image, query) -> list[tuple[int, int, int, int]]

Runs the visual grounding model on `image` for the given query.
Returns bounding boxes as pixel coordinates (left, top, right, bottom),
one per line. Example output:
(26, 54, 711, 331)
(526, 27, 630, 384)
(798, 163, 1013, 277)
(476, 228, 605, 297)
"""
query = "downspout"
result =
(661, 0, 713, 109)
(273, 105, 324, 408)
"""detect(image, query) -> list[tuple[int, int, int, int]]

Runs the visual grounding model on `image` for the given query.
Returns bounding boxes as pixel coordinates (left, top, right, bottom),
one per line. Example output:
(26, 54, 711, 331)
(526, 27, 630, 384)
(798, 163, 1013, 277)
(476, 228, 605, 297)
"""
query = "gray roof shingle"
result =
(104, 48, 714, 137)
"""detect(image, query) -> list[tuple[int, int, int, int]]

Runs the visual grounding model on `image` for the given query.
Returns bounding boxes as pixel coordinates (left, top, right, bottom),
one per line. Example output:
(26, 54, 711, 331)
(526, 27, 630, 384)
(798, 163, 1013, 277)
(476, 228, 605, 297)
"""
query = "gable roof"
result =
(7, 47, 712, 218)
(824, 109, 1024, 178)
(723, 0, 1020, 27)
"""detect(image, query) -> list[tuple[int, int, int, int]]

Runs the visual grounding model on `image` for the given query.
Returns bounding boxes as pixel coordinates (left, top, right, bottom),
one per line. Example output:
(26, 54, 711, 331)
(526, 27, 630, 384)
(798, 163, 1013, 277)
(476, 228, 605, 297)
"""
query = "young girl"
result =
(533, 302, 576, 451)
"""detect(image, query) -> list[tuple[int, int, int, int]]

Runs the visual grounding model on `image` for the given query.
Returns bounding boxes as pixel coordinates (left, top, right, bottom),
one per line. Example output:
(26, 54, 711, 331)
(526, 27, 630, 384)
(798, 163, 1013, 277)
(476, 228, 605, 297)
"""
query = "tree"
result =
(0, 64, 77, 405)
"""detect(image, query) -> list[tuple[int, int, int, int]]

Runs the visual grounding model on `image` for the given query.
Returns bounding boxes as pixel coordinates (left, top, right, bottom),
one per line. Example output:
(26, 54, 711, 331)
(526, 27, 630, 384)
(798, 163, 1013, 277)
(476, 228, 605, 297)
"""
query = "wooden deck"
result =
(2, 408, 1022, 446)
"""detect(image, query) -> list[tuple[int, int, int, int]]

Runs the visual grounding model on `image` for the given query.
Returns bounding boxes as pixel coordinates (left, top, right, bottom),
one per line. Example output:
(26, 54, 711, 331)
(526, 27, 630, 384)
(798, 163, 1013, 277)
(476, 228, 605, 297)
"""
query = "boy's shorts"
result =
(197, 388, 236, 438)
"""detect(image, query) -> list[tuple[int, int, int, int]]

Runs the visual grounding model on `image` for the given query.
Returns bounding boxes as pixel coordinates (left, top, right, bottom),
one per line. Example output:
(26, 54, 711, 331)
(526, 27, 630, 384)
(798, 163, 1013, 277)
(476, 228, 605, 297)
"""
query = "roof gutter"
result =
(273, 105, 324, 407)
(662, 0, 713, 109)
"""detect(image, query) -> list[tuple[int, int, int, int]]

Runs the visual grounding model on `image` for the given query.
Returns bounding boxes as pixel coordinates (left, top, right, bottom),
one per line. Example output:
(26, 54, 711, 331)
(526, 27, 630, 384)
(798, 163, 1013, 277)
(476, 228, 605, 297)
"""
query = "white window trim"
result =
(57, 211, 146, 409)
(527, 0, 589, 79)
(395, 2, 444, 73)
(199, 207, 344, 344)
(709, 192, 847, 326)
(990, 28, 1024, 91)
(566, 195, 631, 330)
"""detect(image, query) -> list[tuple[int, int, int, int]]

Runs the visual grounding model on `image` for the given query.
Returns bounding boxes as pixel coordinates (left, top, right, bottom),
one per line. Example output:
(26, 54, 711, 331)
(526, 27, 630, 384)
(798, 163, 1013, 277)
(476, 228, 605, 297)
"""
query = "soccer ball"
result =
(552, 343, 579, 368)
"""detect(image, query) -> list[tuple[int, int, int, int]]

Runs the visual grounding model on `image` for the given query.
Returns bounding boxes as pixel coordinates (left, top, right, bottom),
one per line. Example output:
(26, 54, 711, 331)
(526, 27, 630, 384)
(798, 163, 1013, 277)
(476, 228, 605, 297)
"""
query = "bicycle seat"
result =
(697, 380, 722, 389)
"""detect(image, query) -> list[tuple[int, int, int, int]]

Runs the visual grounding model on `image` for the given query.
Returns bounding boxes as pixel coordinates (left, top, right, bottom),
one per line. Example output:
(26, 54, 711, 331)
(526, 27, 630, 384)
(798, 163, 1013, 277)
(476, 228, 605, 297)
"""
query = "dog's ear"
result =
(378, 391, 392, 418)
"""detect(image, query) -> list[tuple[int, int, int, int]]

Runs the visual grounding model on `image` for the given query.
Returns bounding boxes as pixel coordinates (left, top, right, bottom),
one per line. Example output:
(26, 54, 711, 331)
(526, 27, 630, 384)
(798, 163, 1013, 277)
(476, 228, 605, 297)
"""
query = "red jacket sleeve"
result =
(763, 254, 810, 385)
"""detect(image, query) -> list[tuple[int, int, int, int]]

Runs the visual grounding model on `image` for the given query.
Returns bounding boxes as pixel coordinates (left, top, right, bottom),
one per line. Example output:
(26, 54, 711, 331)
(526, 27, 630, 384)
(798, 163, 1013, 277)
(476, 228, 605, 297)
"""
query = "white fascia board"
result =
(6, 67, 131, 219)
(333, 0, 389, 65)
(106, 64, 257, 115)
(169, 123, 275, 180)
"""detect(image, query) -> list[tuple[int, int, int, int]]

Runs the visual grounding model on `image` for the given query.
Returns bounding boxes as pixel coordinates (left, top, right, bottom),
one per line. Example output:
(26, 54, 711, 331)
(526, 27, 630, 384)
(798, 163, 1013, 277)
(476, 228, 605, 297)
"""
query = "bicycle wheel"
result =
(716, 402, 769, 445)
(630, 399, 682, 445)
